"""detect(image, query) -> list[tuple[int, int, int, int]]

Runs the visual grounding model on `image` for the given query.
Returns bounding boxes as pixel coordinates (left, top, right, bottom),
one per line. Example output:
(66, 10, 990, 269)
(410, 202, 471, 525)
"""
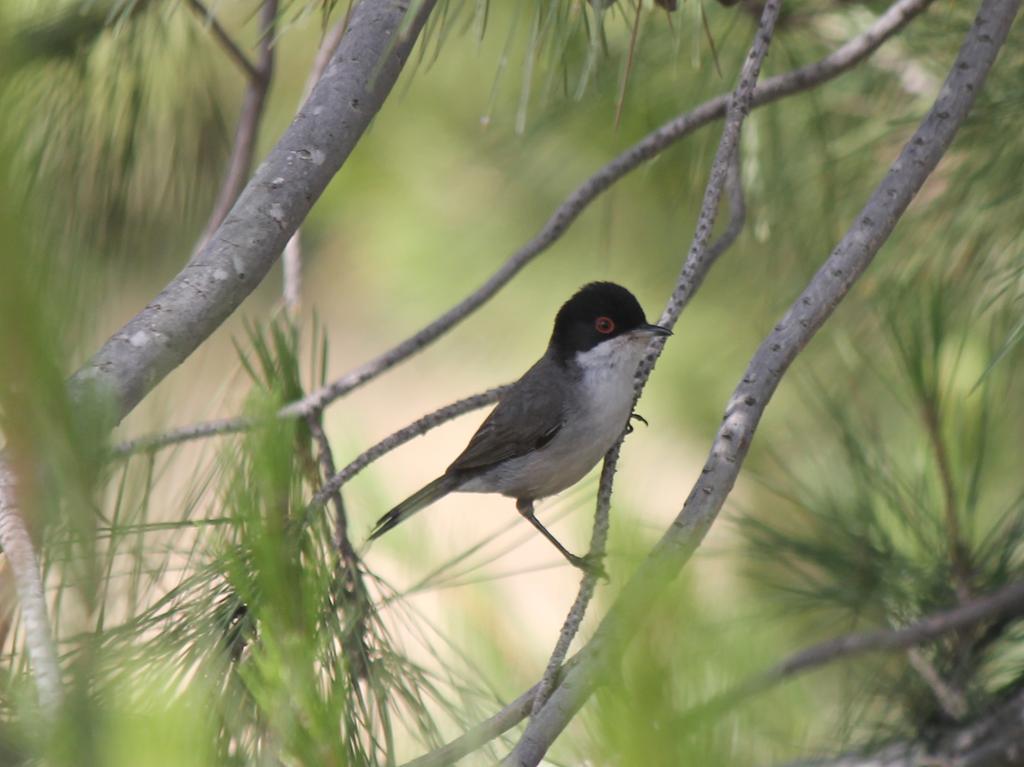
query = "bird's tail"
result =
(368, 475, 458, 541)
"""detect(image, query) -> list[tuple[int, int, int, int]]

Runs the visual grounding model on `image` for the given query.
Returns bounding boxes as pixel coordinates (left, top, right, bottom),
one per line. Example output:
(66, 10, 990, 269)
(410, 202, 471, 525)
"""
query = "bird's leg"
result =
(515, 499, 608, 579)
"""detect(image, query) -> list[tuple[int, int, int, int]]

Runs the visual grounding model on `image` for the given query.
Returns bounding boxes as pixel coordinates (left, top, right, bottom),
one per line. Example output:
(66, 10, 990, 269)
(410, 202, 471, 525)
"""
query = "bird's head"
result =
(549, 282, 671, 365)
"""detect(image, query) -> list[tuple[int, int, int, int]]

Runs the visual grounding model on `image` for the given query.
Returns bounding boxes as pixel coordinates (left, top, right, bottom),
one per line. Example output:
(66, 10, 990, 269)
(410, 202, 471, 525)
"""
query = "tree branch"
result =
(281, 16, 350, 319)
(186, 0, 262, 83)
(776, 686, 1024, 767)
(509, 0, 1020, 762)
(113, 0, 932, 457)
(196, 0, 280, 251)
(0, 466, 61, 711)
(68, 0, 437, 424)
(681, 579, 1024, 726)
(309, 385, 509, 510)
(400, 658, 582, 767)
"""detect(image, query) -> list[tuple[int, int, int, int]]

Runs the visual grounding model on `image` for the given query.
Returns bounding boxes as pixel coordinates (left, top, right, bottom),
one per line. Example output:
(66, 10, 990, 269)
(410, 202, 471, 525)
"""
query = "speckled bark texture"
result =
(69, 0, 436, 422)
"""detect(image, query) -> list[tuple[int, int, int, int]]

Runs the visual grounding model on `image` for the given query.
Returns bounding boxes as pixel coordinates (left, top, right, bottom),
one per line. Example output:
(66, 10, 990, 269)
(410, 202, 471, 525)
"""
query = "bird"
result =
(368, 282, 671, 574)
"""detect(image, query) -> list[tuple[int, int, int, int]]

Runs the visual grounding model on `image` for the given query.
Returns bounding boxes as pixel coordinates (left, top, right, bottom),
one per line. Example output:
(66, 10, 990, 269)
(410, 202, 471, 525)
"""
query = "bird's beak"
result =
(635, 323, 673, 338)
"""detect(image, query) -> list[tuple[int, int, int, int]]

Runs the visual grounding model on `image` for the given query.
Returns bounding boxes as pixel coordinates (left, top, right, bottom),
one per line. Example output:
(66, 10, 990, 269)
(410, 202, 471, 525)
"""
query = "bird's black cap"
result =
(549, 282, 670, 360)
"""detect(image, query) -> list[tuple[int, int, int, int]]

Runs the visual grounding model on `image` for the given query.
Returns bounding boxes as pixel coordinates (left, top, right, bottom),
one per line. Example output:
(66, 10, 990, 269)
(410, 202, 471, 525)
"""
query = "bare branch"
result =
(113, 0, 931, 456)
(112, 415, 254, 455)
(280, 17, 350, 319)
(69, 0, 438, 424)
(186, 0, 262, 83)
(0, 466, 61, 711)
(921, 393, 973, 598)
(905, 646, 968, 720)
(196, 0, 280, 250)
(309, 385, 509, 509)
(400, 658, 582, 767)
(512, 0, 1020, 760)
(776, 686, 1024, 767)
(681, 579, 1024, 726)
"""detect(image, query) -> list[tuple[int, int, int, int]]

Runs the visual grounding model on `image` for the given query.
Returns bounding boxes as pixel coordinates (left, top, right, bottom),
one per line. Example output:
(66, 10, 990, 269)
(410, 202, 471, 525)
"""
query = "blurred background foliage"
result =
(0, 0, 1022, 764)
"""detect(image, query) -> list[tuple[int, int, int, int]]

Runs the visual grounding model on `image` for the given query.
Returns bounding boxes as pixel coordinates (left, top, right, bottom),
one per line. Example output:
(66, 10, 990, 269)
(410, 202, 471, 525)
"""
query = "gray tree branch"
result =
(508, 0, 1020, 762)
(186, 0, 262, 82)
(282, 16, 350, 319)
(68, 0, 436, 422)
(0, 465, 61, 712)
(196, 0, 280, 251)
(113, 0, 933, 457)
(777, 686, 1024, 767)
(682, 579, 1024, 726)
(310, 385, 510, 509)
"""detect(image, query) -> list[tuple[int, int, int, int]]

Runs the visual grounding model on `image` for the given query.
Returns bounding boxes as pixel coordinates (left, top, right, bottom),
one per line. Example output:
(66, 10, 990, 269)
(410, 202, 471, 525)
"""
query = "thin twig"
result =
(186, 0, 262, 82)
(70, 0, 438, 420)
(400, 657, 581, 767)
(196, 0, 279, 250)
(280, 17, 350, 319)
(680, 579, 1024, 726)
(283, 234, 302, 319)
(508, 0, 1019, 760)
(0, 466, 61, 712)
(614, 0, 644, 128)
(922, 393, 973, 597)
(775, 686, 1024, 767)
(112, 415, 256, 455)
(113, 0, 932, 457)
(309, 385, 510, 510)
(905, 646, 968, 720)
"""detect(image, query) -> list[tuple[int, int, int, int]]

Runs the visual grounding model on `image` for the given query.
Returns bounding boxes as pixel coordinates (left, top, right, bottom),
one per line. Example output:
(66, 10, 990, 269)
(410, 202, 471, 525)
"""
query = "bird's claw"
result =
(569, 553, 609, 581)
(625, 412, 648, 435)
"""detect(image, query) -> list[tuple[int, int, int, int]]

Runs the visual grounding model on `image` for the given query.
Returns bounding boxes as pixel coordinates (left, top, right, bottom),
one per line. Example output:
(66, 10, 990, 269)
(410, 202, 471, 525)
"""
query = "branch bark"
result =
(777, 686, 1024, 767)
(507, 0, 1020, 762)
(0, 466, 61, 712)
(682, 579, 1024, 726)
(196, 0, 280, 251)
(68, 0, 437, 423)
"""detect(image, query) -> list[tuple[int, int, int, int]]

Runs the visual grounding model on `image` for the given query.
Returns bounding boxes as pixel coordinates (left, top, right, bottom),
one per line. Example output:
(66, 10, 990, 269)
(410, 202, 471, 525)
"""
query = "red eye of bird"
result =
(595, 316, 615, 334)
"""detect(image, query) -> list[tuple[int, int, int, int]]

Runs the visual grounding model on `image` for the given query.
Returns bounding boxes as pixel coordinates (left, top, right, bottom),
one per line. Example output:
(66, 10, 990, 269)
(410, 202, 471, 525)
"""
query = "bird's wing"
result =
(447, 360, 565, 474)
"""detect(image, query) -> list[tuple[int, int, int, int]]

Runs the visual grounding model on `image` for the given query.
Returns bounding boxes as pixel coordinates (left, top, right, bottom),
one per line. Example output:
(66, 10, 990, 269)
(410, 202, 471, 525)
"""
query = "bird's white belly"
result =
(461, 338, 641, 500)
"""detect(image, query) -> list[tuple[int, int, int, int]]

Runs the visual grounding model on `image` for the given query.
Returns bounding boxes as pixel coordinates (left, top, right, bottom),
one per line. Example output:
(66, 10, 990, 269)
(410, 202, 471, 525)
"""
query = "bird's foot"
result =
(568, 552, 609, 581)
(625, 412, 648, 435)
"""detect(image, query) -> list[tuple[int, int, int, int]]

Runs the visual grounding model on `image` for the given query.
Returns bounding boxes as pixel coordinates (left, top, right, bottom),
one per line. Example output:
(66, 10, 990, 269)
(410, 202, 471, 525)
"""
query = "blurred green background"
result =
(0, 0, 1022, 764)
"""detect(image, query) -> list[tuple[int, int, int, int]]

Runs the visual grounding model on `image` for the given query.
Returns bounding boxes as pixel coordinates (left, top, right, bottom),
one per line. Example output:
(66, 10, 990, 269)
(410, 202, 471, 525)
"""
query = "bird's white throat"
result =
(572, 333, 648, 421)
